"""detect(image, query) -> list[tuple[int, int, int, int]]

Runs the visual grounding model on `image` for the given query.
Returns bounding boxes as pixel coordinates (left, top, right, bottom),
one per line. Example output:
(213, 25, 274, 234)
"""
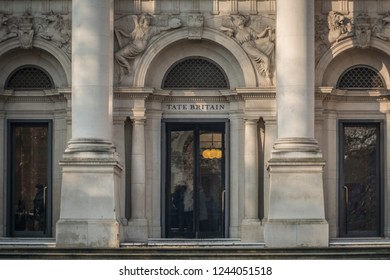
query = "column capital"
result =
(244, 118, 259, 124)
(132, 117, 146, 125)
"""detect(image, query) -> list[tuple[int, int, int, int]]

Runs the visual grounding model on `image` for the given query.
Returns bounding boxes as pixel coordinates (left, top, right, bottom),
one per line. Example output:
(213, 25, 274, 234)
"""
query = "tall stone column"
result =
(241, 119, 262, 242)
(264, 0, 328, 247)
(56, 0, 122, 247)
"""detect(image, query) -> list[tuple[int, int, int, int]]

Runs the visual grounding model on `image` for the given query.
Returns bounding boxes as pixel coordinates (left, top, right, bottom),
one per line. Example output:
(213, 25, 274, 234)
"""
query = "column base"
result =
(265, 137, 329, 247)
(121, 219, 149, 242)
(264, 219, 328, 247)
(270, 137, 323, 159)
(56, 139, 122, 248)
(56, 219, 120, 248)
(63, 138, 119, 159)
(241, 219, 263, 243)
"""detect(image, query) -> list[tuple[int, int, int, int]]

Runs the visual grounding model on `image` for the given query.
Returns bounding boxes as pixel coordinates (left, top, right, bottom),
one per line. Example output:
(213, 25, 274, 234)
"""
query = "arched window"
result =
(337, 65, 385, 89)
(162, 57, 229, 89)
(5, 65, 54, 90)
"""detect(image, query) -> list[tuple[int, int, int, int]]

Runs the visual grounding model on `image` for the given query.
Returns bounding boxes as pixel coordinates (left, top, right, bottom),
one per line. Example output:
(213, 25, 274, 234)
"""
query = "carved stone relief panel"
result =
(0, 10, 71, 56)
(219, 13, 275, 85)
(112, 2, 278, 86)
(114, 13, 182, 83)
(315, 6, 390, 63)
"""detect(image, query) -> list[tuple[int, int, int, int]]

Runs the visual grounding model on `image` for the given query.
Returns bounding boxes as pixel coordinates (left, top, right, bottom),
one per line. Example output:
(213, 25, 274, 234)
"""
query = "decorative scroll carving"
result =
(0, 11, 71, 57)
(220, 14, 275, 84)
(114, 14, 182, 83)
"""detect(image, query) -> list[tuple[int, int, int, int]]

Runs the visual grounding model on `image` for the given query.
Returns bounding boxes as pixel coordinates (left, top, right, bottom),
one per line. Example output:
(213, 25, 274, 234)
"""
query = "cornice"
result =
(161, 96, 229, 102)
(114, 87, 153, 100)
(316, 87, 390, 103)
(0, 88, 67, 103)
(237, 88, 276, 99)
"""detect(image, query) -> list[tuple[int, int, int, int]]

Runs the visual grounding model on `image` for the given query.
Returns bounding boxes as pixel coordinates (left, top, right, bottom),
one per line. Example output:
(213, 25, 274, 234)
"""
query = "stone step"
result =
(1, 238, 390, 259)
(1, 246, 390, 259)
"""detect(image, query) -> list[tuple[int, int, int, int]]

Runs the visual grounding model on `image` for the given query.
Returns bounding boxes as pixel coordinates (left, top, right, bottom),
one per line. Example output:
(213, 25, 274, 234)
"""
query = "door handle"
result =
(44, 186, 48, 209)
(222, 190, 226, 212)
(343, 185, 348, 205)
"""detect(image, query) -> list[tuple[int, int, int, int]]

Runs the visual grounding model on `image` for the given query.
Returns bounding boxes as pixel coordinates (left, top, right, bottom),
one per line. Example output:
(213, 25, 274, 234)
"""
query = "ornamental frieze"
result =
(0, 11, 71, 57)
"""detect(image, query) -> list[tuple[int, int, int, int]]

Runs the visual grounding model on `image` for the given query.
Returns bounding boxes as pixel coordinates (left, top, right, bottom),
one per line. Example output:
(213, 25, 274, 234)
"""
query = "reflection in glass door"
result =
(165, 122, 227, 238)
(8, 121, 52, 237)
(339, 122, 382, 237)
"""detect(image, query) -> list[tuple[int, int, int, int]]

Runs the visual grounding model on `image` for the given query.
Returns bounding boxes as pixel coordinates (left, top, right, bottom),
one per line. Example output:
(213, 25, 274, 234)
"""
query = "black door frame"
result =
(162, 119, 230, 238)
(7, 120, 53, 237)
(338, 120, 384, 237)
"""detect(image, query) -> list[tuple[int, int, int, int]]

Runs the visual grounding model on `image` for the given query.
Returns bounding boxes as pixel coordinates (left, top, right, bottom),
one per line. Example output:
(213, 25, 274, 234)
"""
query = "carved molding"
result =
(231, 0, 238, 15)
(339, 0, 349, 15)
(317, 87, 390, 103)
(268, 0, 276, 15)
(212, 0, 220, 15)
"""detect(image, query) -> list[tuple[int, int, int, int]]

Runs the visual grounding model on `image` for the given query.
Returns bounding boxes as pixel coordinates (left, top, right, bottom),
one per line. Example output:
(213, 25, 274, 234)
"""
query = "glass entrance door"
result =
(339, 122, 382, 237)
(165, 122, 226, 238)
(8, 121, 52, 237)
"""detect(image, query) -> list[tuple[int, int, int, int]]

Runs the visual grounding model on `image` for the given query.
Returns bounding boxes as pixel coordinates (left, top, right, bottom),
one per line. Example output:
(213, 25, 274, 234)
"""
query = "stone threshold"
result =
(1, 237, 390, 248)
(121, 238, 265, 248)
(329, 238, 390, 247)
(0, 238, 56, 248)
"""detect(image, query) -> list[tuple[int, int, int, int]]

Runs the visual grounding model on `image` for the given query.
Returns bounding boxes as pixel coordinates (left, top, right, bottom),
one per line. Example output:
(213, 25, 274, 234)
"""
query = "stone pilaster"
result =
(56, 0, 121, 248)
(228, 101, 245, 238)
(145, 103, 163, 238)
(241, 119, 263, 242)
(124, 118, 148, 241)
(264, 0, 328, 247)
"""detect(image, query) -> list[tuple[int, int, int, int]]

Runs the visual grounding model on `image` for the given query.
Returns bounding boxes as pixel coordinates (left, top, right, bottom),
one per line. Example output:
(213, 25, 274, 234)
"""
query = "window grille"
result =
(337, 65, 385, 89)
(5, 66, 54, 90)
(162, 57, 229, 89)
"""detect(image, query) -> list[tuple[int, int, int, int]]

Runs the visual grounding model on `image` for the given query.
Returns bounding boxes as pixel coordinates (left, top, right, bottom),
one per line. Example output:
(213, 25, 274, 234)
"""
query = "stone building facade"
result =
(0, 0, 390, 247)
